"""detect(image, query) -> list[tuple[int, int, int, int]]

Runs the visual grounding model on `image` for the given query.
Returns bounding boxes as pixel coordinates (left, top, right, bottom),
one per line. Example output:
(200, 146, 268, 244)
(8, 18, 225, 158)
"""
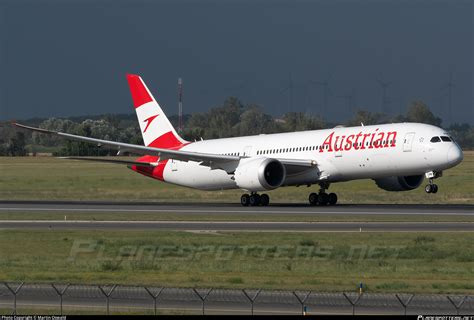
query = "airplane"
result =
(15, 74, 464, 206)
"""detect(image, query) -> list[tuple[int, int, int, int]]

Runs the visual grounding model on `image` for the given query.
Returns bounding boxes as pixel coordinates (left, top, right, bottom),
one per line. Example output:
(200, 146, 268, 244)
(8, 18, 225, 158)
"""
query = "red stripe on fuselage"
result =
(127, 74, 153, 108)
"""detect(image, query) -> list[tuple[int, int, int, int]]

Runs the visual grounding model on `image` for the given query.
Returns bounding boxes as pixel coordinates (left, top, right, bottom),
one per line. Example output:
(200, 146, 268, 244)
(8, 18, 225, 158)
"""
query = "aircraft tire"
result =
(425, 184, 432, 193)
(328, 193, 338, 205)
(309, 193, 318, 206)
(318, 192, 329, 206)
(241, 194, 250, 206)
(249, 194, 261, 206)
(260, 194, 270, 206)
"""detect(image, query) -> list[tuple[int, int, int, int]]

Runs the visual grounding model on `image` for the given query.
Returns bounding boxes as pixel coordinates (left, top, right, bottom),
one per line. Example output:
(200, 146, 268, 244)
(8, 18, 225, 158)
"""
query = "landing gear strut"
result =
(309, 183, 337, 206)
(241, 192, 270, 206)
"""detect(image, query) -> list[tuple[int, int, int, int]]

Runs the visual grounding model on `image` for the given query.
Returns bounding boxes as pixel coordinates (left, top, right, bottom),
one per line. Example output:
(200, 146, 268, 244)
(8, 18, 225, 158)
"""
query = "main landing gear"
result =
(424, 171, 441, 194)
(309, 183, 337, 206)
(241, 192, 270, 206)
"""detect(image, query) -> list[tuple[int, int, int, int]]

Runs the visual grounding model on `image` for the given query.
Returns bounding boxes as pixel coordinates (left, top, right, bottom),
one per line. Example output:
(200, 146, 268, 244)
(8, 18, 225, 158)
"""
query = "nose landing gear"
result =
(425, 171, 441, 194)
(425, 179, 438, 194)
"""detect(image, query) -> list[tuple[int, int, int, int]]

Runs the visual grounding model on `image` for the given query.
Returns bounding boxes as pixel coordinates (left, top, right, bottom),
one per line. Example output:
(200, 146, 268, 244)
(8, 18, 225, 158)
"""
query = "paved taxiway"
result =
(0, 201, 472, 232)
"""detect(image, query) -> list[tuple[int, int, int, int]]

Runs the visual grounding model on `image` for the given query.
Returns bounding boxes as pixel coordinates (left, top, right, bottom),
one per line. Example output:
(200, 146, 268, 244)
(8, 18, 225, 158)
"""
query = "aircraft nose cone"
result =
(447, 145, 463, 165)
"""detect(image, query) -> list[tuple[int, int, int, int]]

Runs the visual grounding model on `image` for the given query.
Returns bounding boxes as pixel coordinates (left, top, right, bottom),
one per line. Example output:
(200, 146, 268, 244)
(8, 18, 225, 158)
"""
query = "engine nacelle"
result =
(234, 158, 286, 191)
(374, 175, 424, 191)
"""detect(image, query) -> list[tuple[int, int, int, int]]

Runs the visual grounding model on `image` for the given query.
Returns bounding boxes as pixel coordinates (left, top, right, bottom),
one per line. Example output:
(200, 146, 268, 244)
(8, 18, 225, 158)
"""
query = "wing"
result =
(15, 123, 317, 174)
(15, 122, 239, 161)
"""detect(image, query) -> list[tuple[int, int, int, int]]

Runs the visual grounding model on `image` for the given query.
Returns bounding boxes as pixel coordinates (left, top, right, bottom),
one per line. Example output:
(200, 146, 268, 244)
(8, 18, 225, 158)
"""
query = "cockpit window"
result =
(430, 136, 441, 143)
(441, 136, 452, 142)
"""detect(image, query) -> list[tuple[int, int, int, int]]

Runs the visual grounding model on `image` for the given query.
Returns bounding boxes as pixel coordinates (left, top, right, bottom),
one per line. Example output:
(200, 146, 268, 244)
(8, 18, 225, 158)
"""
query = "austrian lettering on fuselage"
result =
(319, 129, 397, 152)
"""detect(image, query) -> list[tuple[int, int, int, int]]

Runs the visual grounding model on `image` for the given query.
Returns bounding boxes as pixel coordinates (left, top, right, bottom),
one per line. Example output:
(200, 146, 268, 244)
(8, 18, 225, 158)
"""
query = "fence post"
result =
(395, 294, 414, 316)
(342, 292, 362, 316)
(3, 282, 24, 315)
(192, 288, 213, 315)
(293, 290, 311, 315)
(98, 284, 117, 315)
(144, 287, 164, 315)
(242, 289, 262, 315)
(51, 284, 70, 315)
(447, 295, 467, 315)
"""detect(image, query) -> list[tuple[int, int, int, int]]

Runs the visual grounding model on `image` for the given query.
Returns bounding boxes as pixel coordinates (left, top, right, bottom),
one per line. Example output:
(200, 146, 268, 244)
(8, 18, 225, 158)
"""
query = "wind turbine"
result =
(280, 72, 294, 113)
(441, 72, 455, 124)
(336, 88, 357, 116)
(309, 73, 333, 112)
(377, 73, 392, 114)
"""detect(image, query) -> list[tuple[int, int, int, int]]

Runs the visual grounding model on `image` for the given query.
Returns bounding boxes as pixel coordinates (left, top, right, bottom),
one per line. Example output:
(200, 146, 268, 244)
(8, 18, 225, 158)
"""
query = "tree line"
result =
(1, 97, 472, 156)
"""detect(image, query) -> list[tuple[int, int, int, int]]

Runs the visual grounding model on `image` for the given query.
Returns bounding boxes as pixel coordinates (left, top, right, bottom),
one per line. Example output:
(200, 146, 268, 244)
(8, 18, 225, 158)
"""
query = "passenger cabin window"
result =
(441, 136, 452, 142)
(430, 136, 441, 143)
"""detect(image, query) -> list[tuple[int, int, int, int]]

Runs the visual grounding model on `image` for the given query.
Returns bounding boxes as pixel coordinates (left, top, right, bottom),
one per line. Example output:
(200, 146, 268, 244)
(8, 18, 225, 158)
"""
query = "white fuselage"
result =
(158, 122, 463, 191)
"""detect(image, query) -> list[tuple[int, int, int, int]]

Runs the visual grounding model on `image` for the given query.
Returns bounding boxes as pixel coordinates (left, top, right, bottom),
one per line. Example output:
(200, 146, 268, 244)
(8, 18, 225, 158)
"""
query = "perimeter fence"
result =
(1, 282, 473, 315)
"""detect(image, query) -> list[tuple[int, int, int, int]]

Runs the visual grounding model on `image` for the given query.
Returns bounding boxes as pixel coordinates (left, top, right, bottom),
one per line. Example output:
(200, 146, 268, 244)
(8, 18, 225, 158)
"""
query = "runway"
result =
(1, 201, 472, 232)
(1, 200, 473, 215)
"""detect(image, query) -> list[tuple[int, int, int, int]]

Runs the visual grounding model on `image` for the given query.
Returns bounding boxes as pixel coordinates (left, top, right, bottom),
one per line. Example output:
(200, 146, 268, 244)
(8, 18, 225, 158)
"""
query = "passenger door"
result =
(403, 132, 415, 152)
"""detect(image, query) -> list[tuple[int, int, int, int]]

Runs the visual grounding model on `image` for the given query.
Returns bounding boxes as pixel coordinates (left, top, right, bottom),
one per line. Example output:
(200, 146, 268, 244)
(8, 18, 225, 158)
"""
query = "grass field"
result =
(0, 152, 473, 204)
(0, 230, 473, 294)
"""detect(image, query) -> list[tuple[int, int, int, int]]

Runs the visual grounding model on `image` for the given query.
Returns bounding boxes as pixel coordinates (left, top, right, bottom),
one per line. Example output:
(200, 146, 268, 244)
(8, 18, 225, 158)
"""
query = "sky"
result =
(0, 0, 472, 125)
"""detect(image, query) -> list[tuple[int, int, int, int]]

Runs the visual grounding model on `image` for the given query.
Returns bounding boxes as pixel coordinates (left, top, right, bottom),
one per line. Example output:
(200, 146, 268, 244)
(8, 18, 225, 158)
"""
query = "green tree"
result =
(118, 126, 143, 146)
(346, 110, 386, 126)
(206, 97, 243, 138)
(35, 118, 77, 146)
(184, 113, 209, 140)
(235, 105, 277, 136)
(7, 132, 27, 156)
(280, 112, 325, 132)
(448, 123, 474, 149)
(0, 124, 11, 155)
(0, 143, 7, 156)
(405, 100, 441, 126)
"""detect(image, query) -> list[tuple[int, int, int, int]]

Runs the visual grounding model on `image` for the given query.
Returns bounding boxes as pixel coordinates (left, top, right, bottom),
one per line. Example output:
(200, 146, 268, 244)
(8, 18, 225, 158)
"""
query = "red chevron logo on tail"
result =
(143, 114, 159, 133)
